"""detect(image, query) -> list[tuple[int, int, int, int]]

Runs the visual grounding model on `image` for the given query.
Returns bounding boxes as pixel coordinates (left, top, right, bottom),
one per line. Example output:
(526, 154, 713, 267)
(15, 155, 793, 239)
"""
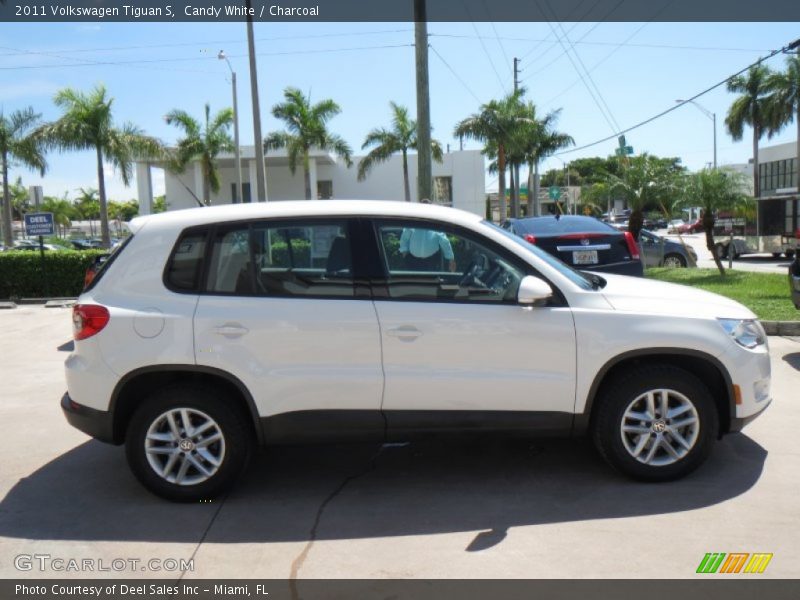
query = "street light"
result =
(219, 50, 243, 204)
(676, 99, 717, 169)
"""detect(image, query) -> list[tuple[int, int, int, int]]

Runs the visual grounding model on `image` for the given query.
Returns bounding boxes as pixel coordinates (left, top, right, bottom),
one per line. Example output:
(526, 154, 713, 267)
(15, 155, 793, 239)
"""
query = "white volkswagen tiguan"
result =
(62, 201, 771, 501)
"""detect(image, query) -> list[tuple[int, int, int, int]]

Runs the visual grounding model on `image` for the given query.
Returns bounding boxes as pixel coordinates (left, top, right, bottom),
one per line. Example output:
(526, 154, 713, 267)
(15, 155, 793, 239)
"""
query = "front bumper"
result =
(729, 398, 772, 433)
(61, 392, 117, 444)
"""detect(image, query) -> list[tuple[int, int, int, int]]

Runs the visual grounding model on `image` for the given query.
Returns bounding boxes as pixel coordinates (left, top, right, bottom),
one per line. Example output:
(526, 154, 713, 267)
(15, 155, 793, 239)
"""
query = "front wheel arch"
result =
(575, 350, 734, 438)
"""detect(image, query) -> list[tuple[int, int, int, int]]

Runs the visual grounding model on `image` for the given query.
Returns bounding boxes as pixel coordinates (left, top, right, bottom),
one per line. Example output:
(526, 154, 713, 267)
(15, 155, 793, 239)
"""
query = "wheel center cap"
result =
(652, 420, 667, 433)
(178, 438, 195, 452)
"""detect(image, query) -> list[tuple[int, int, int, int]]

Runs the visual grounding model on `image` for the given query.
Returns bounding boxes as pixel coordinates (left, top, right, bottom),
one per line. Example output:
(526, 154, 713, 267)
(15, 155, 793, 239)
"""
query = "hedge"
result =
(0, 249, 108, 299)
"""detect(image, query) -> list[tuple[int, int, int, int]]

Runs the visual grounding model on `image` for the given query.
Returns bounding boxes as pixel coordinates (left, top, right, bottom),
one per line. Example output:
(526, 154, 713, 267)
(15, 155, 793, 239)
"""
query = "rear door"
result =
(192, 218, 384, 442)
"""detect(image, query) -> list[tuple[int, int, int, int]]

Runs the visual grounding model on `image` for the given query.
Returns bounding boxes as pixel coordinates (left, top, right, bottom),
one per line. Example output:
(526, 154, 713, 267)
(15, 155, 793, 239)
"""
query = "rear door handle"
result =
(213, 323, 249, 338)
(386, 326, 423, 341)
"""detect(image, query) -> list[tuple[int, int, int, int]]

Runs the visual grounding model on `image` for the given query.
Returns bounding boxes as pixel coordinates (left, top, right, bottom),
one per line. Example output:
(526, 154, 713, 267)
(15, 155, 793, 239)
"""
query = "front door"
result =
(369, 219, 577, 437)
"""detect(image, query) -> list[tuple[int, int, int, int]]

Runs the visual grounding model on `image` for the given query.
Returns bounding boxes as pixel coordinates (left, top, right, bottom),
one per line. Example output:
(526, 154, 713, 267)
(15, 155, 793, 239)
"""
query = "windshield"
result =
(482, 221, 594, 290)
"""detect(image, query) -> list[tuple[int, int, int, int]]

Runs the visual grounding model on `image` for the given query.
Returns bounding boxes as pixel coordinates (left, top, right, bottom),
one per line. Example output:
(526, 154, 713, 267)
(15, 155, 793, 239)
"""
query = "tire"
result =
(592, 365, 719, 482)
(661, 253, 687, 268)
(772, 252, 782, 259)
(125, 385, 253, 502)
(786, 250, 796, 259)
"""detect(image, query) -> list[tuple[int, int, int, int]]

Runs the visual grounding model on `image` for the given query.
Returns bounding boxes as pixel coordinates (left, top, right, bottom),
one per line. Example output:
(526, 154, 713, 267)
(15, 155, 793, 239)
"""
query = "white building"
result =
(135, 148, 486, 216)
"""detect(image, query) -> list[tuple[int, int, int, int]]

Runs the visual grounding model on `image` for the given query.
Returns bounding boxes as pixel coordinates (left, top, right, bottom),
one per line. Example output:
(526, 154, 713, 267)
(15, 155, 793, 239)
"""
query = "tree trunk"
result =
(753, 124, 760, 199)
(1, 151, 14, 247)
(704, 212, 724, 276)
(509, 166, 517, 218)
(402, 150, 410, 202)
(303, 154, 312, 201)
(526, 164, 534, 216)
(629, 209, 644, 242)
(497, 146, 507, 221)
(533, 161, 541, 216)
(96, 146, 111, 249)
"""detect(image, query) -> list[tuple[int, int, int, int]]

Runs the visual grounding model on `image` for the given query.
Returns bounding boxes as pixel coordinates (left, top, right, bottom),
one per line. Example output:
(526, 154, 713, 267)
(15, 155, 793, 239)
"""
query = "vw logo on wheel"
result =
(178, 439, 195, 452)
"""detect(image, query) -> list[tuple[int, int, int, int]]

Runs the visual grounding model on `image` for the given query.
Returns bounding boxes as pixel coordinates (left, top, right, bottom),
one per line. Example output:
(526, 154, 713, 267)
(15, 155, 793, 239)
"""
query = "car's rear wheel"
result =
(786, 249, 795, 259)
(125, 385, 253, 502)
(592, 365, 718, 481)
(662, 253, 687, 268)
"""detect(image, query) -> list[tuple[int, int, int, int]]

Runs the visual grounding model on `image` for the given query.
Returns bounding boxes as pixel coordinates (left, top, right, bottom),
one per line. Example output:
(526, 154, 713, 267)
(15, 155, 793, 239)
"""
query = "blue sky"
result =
(0, 21, 798, 200)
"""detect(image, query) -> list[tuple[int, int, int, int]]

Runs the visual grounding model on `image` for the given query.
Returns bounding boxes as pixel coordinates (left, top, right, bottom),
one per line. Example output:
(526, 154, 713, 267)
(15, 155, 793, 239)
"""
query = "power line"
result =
(555, 37, 800, 156)
(429, 43, 483, 104)
(0, 43, 415, 71)
(517, 0, 597, 62)
(0, 29, 414, 57)
(429, 34, 769, 54)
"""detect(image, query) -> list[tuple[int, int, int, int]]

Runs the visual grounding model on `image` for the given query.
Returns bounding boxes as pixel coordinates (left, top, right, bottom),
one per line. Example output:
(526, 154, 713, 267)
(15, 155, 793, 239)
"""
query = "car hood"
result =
(598, 273, 756, 320)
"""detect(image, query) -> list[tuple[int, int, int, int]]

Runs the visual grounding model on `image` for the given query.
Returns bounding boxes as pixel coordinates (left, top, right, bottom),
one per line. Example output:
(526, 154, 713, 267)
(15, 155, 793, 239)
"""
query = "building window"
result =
(231, 182, 252, 203)
(433, 176, 453, 206)
(317, 180, 333, 199)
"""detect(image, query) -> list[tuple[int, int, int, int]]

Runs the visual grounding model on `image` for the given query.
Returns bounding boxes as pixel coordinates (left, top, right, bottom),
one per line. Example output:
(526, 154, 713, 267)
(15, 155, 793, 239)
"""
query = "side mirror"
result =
(517, 275, 553, 305)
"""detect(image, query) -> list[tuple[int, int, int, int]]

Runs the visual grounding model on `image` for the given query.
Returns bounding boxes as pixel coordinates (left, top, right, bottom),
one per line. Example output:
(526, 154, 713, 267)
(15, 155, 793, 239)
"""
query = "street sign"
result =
(24, 212, 55, 236)
(548, 186, 561, 200)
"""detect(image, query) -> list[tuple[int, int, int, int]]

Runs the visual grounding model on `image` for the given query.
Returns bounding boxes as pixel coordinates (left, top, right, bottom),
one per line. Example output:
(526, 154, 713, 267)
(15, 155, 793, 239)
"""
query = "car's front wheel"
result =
(125, 385, 253, 502)
(592, 365, 718, 481)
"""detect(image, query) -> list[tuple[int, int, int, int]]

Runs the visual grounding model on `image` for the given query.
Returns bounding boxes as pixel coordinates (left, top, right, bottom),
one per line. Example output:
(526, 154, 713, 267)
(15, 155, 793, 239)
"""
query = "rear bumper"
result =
(61, 392, 117, 444)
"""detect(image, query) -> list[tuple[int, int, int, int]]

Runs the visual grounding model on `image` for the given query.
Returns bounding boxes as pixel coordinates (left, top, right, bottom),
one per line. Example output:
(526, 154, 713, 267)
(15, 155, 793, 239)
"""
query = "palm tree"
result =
(358, 102, 444, 202)
(74, 187, 100, 237)
(512, 104, 573, 217)
(606, 154, 683, 241)
(264, 87, 353, 200)
(725, 65, 774, 199)
(37, 85, 162, 248)
(764, 55, 800, 197)
(40, 195, 74, 238)
(454, 90, 527, 221)
(680, 168, 752, 275)
(165, 103, 234, 206)
(0, 107, 47, 246)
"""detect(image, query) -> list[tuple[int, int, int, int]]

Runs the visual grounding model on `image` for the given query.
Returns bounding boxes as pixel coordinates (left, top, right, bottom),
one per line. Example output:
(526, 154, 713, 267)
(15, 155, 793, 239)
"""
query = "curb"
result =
(762, 321, 800, 336)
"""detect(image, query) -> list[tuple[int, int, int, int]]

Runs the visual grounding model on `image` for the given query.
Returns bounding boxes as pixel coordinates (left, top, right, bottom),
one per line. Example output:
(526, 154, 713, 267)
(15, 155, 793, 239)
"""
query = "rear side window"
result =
(165, 229, 208, 292)
(516, 217, 616, 235)
(83, 235, 134, 292)
(205, 219, 354, 298)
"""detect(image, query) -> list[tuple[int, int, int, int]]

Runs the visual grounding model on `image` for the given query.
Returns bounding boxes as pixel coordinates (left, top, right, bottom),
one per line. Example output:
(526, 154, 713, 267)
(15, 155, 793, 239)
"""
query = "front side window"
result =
(374, 220, 524, 302)
(205, 220, 354, 298)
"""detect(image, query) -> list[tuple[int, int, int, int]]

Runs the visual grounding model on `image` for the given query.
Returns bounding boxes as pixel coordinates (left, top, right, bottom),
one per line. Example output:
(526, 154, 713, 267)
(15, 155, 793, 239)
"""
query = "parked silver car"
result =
(638, 230, 697, 268)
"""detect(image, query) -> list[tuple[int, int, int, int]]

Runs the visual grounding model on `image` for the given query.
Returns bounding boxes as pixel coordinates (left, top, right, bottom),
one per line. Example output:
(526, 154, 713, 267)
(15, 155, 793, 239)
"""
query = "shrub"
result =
(0, 249, 108, 299)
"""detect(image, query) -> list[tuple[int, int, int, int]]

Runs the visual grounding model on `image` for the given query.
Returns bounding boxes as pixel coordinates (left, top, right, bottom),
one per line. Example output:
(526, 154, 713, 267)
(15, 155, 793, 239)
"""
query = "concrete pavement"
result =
(0, 306, 798, 579)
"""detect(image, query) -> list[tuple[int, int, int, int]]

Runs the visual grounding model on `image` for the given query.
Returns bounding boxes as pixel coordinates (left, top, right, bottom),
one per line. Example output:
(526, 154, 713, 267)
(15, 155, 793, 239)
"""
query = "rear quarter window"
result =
(165, 229, 209, 292)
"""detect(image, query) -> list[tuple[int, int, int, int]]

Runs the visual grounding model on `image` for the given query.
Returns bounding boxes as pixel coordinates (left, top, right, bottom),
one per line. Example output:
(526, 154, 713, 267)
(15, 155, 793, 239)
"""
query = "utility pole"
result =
(512, 57, 521, 217)
(246, 0, 267, 201)
(414, 0, 432, 203)
(219, 51, 243, 204)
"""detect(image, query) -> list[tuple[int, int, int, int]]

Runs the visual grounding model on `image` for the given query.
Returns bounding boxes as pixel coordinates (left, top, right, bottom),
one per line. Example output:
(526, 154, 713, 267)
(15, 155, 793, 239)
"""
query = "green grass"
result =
(646, 267, 799, 322)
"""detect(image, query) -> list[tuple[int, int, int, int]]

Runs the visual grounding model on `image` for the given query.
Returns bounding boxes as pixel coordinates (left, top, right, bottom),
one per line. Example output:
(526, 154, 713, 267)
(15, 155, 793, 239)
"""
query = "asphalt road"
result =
(0, 306, 798, 579)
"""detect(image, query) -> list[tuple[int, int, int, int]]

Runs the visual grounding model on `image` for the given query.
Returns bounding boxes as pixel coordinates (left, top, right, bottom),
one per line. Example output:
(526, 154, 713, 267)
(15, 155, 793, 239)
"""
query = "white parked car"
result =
(62, 201, 772, 501)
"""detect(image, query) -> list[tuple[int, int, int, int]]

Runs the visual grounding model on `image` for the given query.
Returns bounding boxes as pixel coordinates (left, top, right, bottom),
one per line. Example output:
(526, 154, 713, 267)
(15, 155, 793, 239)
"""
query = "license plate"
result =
(572, 250, 598, 265)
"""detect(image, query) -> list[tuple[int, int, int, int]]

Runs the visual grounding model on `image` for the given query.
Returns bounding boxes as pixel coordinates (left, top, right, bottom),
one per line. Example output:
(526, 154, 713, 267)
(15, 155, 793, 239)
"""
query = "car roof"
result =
(129, 200, 484, 235)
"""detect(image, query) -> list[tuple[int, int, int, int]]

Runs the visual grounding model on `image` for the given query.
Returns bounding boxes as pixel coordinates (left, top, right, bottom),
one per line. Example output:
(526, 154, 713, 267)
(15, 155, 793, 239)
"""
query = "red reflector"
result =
(523, 233, 537, 244)
(558, 232, 607, 240)
(623, 231, 641, 260)
(73, 304, 110, 341)
(796, 227, 800, 239)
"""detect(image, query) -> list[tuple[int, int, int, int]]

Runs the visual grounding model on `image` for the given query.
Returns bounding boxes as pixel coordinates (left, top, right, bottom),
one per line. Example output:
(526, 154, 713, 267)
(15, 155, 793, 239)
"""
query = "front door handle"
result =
(213, 323, 249, 338)
(386, 325, 423, 341)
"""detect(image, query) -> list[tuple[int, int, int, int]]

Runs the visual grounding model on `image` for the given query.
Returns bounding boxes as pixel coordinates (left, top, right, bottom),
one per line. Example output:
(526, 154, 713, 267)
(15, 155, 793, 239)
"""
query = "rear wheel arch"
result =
(110, 366, 262, 445)
(574, 349, 734, 437)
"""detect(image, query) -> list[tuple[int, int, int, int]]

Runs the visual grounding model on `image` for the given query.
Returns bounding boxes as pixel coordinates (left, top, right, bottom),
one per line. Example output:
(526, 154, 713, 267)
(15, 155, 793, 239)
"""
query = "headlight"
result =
(718, 318, 767, 350)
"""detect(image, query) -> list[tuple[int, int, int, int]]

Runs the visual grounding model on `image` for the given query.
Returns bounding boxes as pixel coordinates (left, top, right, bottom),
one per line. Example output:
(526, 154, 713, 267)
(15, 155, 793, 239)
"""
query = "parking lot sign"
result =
(24, 212, 55, 236)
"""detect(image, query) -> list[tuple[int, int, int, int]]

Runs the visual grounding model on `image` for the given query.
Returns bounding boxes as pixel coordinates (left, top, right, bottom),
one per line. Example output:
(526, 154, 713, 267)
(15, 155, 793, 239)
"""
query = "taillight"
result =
(524, 233, 537, 244)
(72, 304, 110, 341)
(623, 231, 641, 260)
(795, 227, 800, 239)
(557, 232, 607, 240)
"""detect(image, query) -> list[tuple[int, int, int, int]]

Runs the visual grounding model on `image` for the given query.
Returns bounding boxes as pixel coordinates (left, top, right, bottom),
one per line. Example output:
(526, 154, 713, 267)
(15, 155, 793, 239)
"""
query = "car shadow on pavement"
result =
(0, 434, 766, 545)
(782, 353, 800, 371)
